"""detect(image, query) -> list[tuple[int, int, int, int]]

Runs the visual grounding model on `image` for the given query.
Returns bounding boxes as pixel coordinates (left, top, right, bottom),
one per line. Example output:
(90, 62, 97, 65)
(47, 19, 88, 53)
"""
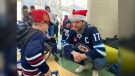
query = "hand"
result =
(64, 29, 66, 32)
(46, 34, 51, 39)
(44, 69, 51, 76)
(71, 51, 83, 62)
(79, 54, 88, 60)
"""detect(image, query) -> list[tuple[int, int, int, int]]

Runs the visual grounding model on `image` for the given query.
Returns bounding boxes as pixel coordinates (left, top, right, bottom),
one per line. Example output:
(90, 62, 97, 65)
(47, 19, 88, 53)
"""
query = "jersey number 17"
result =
(93, 33, 100, 41)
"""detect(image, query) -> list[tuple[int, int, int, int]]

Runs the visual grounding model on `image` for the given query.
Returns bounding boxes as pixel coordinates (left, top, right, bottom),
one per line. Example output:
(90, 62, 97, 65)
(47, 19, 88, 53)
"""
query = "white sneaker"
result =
(92, 70, 99, 76)
(75, 63, 88, 72)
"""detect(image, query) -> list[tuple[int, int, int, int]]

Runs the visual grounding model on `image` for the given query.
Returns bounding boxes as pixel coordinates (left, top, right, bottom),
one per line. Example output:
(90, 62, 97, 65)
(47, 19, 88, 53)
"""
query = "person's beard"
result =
(76, 24, 86, 33)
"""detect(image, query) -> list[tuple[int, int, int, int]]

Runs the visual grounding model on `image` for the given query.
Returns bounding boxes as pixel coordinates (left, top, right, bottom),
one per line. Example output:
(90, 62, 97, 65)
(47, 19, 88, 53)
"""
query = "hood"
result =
(17, 28, 40, 47)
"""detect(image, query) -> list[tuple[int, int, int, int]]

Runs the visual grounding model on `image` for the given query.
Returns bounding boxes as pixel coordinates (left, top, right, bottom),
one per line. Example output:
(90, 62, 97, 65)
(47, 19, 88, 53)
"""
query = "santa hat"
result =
(72, 10, 87, 21)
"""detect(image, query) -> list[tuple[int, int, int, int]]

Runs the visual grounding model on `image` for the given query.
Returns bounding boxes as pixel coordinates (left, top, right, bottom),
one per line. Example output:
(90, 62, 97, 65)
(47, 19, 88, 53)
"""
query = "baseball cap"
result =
(30, 9, 50, 23)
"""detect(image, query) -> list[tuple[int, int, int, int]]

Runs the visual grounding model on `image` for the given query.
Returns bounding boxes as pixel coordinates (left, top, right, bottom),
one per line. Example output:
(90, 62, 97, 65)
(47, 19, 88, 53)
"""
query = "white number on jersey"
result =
(93, 33, 100, 41)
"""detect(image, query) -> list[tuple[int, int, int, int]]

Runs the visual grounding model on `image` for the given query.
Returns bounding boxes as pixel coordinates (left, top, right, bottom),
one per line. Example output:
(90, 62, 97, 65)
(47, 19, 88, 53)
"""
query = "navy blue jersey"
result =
(63, 24, 106, 60)
(61, 27, 71, 40)
(17, 28, 49, 76)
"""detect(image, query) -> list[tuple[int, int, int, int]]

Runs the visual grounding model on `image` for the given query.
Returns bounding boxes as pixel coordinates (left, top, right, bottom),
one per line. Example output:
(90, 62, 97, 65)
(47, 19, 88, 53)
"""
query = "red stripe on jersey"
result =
(22, 69, 40, 75)
(28, 56, 44, 65)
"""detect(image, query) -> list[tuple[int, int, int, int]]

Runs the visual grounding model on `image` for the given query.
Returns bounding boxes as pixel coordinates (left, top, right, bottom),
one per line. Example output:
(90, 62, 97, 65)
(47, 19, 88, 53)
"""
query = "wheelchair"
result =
(44, 38, 59, 61)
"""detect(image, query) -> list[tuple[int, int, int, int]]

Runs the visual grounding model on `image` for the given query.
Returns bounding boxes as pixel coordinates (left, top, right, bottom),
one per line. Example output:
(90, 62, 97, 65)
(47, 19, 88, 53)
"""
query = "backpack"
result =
(17, 28, 39, 47)
(108, 63, 118, 75)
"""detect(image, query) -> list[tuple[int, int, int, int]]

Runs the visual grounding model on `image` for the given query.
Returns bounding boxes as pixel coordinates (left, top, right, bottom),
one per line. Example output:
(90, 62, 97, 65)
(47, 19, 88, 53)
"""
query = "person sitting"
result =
(44, 32, 59, 61)
(17, 9, 51, 76)
(60, 20, 71, 57)
(61, 20, 71, 41)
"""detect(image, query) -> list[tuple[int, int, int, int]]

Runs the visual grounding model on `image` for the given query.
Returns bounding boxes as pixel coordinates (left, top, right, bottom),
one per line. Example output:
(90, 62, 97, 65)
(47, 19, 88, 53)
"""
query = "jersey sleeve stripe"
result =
(28, 56, 44, 65)
(26, 53, 42, 61)
(31, 59, 45, 67)
(96, 49, 106, 56)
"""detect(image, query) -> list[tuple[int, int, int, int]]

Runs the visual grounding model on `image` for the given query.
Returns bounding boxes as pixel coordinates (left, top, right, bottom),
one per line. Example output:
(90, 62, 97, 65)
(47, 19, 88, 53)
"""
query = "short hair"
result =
(45, 6, 50, 9)
(45, 6, 51, 12)
(30, 5, 35, 9)
(23, 5, 28, 9)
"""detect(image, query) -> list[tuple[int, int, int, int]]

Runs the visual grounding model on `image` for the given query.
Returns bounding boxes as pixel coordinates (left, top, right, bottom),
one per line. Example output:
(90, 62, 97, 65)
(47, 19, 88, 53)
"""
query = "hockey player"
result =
(63, 10, 106, 76)
(17, 9, 51, 76)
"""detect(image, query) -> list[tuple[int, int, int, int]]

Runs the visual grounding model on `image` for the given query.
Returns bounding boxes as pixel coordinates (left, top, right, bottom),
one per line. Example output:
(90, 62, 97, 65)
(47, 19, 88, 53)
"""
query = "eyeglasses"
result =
(45, 22, 49, 25)
(40, 21, 49, 25)
(34, 22, 49, 25)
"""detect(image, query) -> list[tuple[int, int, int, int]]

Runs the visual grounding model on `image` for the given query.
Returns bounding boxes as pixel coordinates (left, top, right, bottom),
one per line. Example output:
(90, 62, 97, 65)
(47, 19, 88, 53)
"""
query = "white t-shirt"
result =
(48, 12, 56, 24)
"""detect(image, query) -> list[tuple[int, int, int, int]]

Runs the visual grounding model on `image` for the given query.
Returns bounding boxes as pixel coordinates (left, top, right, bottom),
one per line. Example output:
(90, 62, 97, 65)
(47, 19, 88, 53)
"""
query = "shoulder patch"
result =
(87, 24, 93, 28)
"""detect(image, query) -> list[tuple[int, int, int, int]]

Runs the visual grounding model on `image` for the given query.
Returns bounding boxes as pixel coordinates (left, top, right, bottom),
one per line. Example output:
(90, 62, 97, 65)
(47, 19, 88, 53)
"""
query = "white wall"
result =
(87, 0, 118, 39)
(17, 0, 22, 20)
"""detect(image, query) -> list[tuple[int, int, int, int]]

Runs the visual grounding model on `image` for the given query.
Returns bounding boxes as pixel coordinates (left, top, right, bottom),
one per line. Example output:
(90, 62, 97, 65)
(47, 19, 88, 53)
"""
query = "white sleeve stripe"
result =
(22, 73, 29, 76)
(96, 49, 106, 56)
(37, 72, 42, 76)
(31, 59, 45, 67)
(93, 44, 104, 48)
(26, 53, 42, 61)
(22, 67, 38, 72)
(63, 43, 71, 47)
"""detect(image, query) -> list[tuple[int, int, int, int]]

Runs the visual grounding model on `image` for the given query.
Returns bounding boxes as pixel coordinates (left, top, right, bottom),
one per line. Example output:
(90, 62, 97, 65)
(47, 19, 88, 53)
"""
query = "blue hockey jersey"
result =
(63, 24, 106, 60)
(61, 27, 71, 40)
(17, 28, 49, 76)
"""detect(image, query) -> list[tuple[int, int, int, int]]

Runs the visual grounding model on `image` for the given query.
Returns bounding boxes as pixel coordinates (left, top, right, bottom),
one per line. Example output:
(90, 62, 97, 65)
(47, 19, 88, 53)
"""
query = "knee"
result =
(62, 50, 67, 57)
(94, 57, 106, 71)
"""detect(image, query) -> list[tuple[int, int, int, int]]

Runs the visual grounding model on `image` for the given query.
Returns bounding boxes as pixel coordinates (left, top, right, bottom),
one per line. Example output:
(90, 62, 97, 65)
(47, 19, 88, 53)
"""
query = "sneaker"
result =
(92, 70, 99, 76)
(75, 63, 88, 72)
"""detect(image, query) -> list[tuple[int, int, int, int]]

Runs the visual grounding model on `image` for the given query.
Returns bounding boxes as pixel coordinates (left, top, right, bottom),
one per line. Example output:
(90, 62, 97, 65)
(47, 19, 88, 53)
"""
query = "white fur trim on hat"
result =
(72, 14, 86, 21)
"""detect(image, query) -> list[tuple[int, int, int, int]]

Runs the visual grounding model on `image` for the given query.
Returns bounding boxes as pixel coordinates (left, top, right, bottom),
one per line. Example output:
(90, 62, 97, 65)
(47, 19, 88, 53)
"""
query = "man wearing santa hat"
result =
(63, 10, 106, 76)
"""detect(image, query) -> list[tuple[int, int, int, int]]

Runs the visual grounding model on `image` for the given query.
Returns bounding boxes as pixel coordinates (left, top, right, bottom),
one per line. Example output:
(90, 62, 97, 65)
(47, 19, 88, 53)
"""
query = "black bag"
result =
(108, 63, 118, 75)
(17, 28, 39, 47)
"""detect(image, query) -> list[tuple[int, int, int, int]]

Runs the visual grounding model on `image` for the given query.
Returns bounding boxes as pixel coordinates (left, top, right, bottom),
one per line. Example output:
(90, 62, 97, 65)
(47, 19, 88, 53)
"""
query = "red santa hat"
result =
(72, 10, 88, 21)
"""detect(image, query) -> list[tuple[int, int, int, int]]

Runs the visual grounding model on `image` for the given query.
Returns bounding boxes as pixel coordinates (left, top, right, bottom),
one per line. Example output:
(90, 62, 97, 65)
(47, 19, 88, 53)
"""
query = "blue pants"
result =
(62, 48, 106, 71)
(49, 26, 54, 36)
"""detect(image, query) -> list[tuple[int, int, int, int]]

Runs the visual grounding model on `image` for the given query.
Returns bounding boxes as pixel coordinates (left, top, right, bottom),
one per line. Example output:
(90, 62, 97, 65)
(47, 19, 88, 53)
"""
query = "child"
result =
(17, 9, 51, 76)
(61, 20, 71, 40)
(60, 20, 71, 57)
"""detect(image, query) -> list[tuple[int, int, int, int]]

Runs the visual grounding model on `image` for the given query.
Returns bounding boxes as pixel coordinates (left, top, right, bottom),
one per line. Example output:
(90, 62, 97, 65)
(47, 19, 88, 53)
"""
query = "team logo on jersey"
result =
(75, 43, 91, 52)
(77, 34, 82, 39)
(65, 30, 69, 36)
(73, 37, 77, 42)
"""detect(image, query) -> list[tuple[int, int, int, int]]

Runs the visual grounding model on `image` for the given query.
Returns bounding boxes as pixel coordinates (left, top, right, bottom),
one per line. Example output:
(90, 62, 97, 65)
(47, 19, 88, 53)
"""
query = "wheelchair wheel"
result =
(44, 42, 52, 61)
